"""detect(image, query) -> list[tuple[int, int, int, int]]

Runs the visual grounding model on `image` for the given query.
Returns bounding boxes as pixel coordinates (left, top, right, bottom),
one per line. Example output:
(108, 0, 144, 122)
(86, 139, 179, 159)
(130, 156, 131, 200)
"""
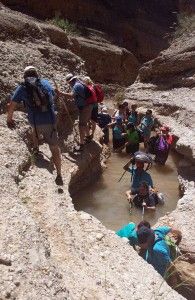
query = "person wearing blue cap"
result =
(112, 116, 126, 151)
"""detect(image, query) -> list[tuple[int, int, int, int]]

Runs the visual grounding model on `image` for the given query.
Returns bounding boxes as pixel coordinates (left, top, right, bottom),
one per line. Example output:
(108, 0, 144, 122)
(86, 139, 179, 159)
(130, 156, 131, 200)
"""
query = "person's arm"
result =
(142, 202, 156, 211)
(7, 101, 17, 127)
(123, 160, 132, 171)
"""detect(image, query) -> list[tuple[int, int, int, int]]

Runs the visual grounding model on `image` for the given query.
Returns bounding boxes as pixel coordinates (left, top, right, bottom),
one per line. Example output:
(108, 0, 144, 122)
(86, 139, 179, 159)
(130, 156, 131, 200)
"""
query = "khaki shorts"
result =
(32, 124, 58, 146)
(79, 104, 93, 127)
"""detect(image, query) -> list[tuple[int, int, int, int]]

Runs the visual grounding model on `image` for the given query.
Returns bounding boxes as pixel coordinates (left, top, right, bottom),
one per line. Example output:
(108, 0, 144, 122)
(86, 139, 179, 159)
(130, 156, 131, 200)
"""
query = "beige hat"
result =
(66, 73, 77, 82)
(24, 66, 37, 74)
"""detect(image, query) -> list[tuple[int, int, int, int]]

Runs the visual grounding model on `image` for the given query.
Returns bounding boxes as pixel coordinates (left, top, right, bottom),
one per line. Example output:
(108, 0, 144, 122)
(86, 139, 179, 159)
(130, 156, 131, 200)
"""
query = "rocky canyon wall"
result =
(2, 0, 179, 62)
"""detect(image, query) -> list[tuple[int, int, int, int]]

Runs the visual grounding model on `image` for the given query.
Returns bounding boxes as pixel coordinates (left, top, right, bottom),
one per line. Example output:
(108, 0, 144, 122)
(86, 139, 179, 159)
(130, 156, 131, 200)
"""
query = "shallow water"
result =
(73, 149, 181, 231)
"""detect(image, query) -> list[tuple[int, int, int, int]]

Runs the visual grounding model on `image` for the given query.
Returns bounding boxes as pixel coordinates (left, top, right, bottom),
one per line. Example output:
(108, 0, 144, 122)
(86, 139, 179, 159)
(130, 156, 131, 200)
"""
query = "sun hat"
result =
(24, 66, 37, 74)
(102, 107, 108, 113)
(66, 73, 77, 83)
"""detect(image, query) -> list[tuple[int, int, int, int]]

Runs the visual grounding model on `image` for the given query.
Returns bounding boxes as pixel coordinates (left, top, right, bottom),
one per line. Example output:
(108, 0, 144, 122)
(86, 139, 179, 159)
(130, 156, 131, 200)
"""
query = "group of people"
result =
(6, 67, 180, 279)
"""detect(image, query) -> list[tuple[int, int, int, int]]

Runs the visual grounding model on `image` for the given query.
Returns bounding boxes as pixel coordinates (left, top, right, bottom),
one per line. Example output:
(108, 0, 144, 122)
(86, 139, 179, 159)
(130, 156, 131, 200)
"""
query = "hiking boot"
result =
(55, 174, 63, 186)
(73, 144, 84, 152)
(32, 147, 39, 155)
(85, 135, 93, 144)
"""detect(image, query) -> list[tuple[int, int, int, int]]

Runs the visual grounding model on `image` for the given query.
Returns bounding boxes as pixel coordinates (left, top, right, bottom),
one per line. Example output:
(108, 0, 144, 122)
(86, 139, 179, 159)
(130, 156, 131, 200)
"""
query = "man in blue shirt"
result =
(64, 74, 94, 151)
(7, 66, 63, 185)
(124, 157, 153, 201)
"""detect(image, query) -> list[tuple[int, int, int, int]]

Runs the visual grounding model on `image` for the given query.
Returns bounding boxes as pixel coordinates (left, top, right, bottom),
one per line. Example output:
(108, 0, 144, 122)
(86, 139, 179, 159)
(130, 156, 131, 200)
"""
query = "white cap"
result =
(24, 66, 37, 74)
(66, 73, 77, 82)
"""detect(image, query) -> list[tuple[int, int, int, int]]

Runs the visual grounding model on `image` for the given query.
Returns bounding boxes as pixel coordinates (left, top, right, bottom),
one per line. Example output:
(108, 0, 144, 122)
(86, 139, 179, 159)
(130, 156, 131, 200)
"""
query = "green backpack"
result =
(164, 235, 181, 261)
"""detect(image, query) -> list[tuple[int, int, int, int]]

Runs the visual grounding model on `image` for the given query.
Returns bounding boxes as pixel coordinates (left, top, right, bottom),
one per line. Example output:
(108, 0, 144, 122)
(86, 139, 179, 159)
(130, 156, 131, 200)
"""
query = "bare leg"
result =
(31, 127, 39, 149)
(79, 125, 86, 145)
(91, 120, 96, 137)
(49, 145, 62, 176)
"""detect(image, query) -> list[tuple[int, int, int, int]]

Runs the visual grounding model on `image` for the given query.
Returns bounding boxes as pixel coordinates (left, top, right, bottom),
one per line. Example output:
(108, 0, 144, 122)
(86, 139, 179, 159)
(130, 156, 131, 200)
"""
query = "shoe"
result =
(55, 174, 63, 186)
(32, 147, 39, 155)
(73, 144, 84, 152)
(85, 135, 93, 143)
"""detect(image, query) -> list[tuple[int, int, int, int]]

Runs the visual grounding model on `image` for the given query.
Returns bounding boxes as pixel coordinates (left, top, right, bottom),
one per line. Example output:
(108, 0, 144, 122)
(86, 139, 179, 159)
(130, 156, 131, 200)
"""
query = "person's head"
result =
(137, 220, 151, 230)
(146, 109, 152, 117)
(131, 104, 137, 111)
(83, 76, 93, 85)
(115, 116, 123, 125)
(122, 100, 129, 107)
(127, 122, 135, 131)
(160, 126, 169, 134)
(66, 73, 77, 86)
(118, 104, 124, 112)
(138, 181, 149, 196)
(23, 66, 38, 79)
(135, 160, 144, 170)
(137, 226, 155, 249)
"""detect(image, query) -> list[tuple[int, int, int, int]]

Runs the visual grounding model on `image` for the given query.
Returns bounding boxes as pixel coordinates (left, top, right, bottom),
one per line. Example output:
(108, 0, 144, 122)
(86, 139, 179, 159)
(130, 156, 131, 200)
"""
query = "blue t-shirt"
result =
(11, 79, 56, 126)
(128, 112, 137, 126)
(139, 116, 154, 137)
(116, 222, 137, 246)
(72, 81, 86, 108)
(128, 168, 153, 191)
(113, 125, 124, 140)
(145, 226, 171, 276)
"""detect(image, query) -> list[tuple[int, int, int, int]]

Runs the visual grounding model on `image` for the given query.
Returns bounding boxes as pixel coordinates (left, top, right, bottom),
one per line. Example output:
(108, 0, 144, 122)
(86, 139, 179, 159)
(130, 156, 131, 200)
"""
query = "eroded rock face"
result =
(2, 0, 179, 61)
(0, 113, 185, 299)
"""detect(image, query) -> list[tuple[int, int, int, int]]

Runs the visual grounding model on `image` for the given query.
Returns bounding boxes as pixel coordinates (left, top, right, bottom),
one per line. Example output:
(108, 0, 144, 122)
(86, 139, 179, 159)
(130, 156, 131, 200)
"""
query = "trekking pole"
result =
(142, 206, 145, 221)
(118, 156, 132, 182)
(118, 170, 126, 182)
(52, 79, 80, 141)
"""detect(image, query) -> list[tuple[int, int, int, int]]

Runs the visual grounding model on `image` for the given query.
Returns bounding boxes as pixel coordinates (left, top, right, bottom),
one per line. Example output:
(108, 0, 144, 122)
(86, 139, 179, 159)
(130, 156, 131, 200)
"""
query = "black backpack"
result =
(24, 77, 51, 112)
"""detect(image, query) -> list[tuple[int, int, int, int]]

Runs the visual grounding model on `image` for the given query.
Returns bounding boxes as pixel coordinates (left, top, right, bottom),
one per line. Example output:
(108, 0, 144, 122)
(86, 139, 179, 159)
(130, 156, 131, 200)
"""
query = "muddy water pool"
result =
(73, 150, 181, 231)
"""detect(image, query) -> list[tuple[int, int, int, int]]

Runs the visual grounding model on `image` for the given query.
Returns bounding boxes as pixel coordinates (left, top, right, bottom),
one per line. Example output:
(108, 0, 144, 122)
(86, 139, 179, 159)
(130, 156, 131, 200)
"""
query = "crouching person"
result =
(127, 182, 157, 211)
(137, 225, 182, 277)
(7, 66, 63, 185)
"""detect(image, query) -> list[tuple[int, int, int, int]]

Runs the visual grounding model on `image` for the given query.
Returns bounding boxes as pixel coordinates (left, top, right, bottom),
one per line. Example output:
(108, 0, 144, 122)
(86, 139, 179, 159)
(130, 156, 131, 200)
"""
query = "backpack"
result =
(154, 234, 180, 261)
(156, 136, 169, 152)
(85, 84, 97, 105)
(94, 84, 104, 103)
(24, 77, 51, 112)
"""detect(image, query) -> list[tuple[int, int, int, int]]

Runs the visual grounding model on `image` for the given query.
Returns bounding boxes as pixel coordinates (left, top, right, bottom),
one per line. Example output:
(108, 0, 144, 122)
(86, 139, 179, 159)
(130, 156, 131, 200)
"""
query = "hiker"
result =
(127, 182, 157, 211)
(122, 100, 130, 119)
(154, 126, 174, 165)
(137, 225, 182, 276)
(65, 74, 96, 151)
(82, 76, 98, 140)
(125, 122, 140, 154)
(116, 220, 151, 248)
(112, 116, 126, 151)
(128, 104, 139, 126)
(7, 66, 63, 185)
(97, 107, 112, 144)
(138, 109, 154, 149)
(123, 152, 153, 195)
(112, 103, 126, 121)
